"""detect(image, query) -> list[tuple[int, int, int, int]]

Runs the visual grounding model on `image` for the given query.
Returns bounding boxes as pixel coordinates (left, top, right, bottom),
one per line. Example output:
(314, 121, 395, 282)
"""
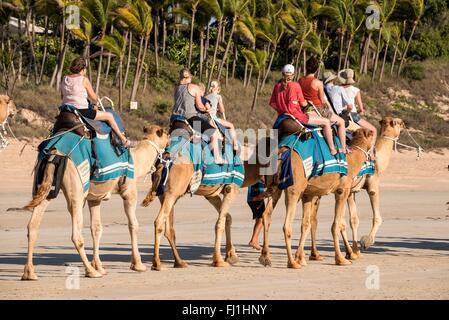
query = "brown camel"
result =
(20, 125, 169, 280)
(142, 141, 264, 271)
(0, 95, 17, 148)
(258, 128, 374, 268)
(291, 117, 405, 263)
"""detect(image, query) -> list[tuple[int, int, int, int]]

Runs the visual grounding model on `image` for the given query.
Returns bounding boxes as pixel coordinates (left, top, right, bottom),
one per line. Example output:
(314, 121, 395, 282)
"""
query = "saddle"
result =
(52, 111, 89, 137)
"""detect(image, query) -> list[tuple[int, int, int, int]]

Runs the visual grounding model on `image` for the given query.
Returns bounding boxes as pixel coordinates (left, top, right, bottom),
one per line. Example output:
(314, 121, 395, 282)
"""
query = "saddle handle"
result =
(97, 96, 115, 112)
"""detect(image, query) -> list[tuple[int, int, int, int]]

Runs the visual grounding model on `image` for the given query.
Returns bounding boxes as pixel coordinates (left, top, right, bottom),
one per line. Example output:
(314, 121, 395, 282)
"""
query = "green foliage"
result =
(402, 63, 425, 80)
(153, 99, 172, 114)
(166, 35, 190, 65)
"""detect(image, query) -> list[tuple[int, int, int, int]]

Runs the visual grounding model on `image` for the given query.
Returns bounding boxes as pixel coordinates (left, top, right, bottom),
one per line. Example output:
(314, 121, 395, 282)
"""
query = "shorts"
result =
(187, 116, 215, 137)
(77, 108, 97, 120)
(350, 112, 361, 123)
(304, 105, 333, 120)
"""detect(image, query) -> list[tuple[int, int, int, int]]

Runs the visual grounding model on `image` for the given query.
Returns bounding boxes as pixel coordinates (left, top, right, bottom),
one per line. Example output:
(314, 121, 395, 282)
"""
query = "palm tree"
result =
(234, 13, 256, 87)
(116, 0, 152, 102)
(98, 29, 126, 110)
(378, 22, 396, 81)
(70, 18, 94, 80)
(396, 0, 424, 75)
(241, 48, 267, 111)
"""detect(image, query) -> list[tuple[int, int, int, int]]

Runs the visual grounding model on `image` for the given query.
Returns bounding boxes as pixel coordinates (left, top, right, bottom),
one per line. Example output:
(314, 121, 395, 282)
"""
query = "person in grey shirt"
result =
(323, 71, 350, 115)
(172, 69, 228, 164)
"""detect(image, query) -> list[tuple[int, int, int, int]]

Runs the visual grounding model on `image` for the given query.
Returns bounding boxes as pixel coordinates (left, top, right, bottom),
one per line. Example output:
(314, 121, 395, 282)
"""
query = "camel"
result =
(20, 124, 169, 280)
(258, 127, 374, 268)
(0, 95, 17, 149)
(143, 139, 265, 271)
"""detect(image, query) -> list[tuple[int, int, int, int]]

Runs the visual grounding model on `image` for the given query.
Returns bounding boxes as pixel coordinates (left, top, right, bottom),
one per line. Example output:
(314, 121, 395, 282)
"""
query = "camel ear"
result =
(363, 129, 373, 140)
(143, 126, 149, 134)
(156, 128, 164, 138)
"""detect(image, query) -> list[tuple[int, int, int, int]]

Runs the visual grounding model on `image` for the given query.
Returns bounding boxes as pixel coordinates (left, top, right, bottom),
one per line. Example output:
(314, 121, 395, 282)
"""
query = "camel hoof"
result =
(287, 261, 302, 269)
(21, 271, 38, 281)
(335, 257, 352, 266)
(174, 260, 189, 268)
(225, 254, 239, 266)
(360, 236, 373, 251)
(309, 254, 324, 261)
(130, 262, 147, 272)
(258, 255, 272, 267)
(92, 262, 107, 275)
(346, 252, 359, 260)
(85, 270, 103, 278)
(212, 260, 230, 268)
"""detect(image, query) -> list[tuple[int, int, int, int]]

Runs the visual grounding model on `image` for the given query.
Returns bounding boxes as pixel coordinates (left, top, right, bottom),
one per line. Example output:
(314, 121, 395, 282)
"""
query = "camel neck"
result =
(131, 139, 160, 178)
(375, 133, 396, 175)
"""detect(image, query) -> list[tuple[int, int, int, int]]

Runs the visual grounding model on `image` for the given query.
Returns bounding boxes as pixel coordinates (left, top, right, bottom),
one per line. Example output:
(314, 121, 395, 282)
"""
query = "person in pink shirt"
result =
(61, 57, 134, 148)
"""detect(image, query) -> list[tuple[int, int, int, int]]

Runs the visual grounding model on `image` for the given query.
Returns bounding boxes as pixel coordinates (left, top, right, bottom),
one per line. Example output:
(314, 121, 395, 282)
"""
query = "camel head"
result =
(143, 124, 169, 150)
(0, 95, 17, 117)
(351, 127, 374, 151)
(379, 116, 405, 138)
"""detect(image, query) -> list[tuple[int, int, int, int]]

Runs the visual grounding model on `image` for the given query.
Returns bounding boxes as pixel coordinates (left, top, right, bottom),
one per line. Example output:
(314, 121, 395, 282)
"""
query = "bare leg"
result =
(309, 196, 324, 260)
(249, 218, 263, 250)
(218, 119, 239, 150)
(212, 187, 237, 267)
(210, 132, 228, 164)
(88, 199, 107, 275)
(347, 192, 362, 258)
(94, 111, 127, 144)
(331, 114, 347, 152)
(308, 114, 337, 154)
(259, 190, 281, 267)
(22, 200, 50, 280)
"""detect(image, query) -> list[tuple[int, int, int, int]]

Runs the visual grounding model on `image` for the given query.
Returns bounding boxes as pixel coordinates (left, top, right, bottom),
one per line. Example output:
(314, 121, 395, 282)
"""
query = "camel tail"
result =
(23, 163, 56, 211)
(141, 191, 157, 207)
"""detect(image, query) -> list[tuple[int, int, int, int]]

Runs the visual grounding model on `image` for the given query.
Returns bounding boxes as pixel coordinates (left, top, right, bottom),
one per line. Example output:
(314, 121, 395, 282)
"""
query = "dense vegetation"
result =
(0, 0, 448, 148)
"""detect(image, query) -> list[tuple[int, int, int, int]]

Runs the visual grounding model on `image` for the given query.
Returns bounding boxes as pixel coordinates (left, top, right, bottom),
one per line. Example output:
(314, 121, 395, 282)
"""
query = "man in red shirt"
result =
(269, 64, 337, 155)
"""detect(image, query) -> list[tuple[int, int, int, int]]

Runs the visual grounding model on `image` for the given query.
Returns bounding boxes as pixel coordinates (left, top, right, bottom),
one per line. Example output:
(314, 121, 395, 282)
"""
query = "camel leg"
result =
(21, 200, 50, 280)
(360, 179, 382, 250)
(165, 206, 188, 268)
(340, 213, 357, 260)
(152, 194, 177, 271)
(309, 196, 324, 261)
(258, 189, 281, 267)
(284, 190, 302, 269)
(206, 195, 239, 265)
(212, 187, 237, 267)
(295, 194, 312, 266)
(88, 199, 107, 275)
(333, 189, 352, 266)
(347, 192, 362, 258)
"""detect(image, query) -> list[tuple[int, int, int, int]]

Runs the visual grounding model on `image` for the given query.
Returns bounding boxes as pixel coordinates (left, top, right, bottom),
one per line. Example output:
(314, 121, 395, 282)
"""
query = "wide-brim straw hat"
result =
(338, 68, 356, 85)
(322, 71, 337, 84)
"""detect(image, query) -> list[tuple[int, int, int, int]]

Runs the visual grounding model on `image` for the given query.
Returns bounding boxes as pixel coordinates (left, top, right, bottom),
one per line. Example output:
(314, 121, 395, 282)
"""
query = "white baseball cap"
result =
(282, 64, 295, 74)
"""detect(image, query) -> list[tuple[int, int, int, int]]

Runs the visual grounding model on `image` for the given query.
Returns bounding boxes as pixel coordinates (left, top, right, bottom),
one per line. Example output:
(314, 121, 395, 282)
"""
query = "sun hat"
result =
(282, 64, 295, 75)
(322, 70, 337, 84)
(337, 68, 356, 85)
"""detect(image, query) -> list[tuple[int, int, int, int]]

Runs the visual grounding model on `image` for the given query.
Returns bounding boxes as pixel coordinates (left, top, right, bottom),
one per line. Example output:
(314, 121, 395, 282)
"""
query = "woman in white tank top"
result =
(61, 57, 135, 148)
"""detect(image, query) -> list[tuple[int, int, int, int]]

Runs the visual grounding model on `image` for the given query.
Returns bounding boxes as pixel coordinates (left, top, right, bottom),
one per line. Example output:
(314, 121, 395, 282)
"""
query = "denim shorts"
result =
(350, 112, 361, 123)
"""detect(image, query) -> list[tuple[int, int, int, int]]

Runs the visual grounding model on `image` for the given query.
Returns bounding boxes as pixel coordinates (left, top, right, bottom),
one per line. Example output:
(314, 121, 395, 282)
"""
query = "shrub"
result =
(402, 64, 425, 81)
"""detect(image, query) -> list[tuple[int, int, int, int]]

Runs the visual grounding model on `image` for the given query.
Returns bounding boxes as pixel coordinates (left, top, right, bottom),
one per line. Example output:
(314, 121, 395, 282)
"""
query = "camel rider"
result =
(323, 71, 350, 116)
(60, 57, 135, 148)
(299, 57, 348, 154)
(171, 68, 228, 165)
(338, 69, 378, 159)
(270, 64, 337, 154)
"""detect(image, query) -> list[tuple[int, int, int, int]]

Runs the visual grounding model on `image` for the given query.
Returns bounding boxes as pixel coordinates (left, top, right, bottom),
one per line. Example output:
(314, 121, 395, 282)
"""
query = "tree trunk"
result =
(188, 7, 197, 68)
(55, 37, 68, 91)
(154, 13, 160, 77)
(130, 36, 144, 102)
(343, 34, 353, 69)
(50, 22, 66, 89)
(261, 45, 276, 91)
(390, 42, 398, 75)
(118, 58, 123, 112)
(95, 47, 104, 94)
(217, 16, 236, 81)
(338, 31, 345, 72)
(251, 69, 262, 111)
(199, 30, 204, 81)
(303, 50, 306, 75)
(398, 20, 418, 76)
(204, 23, 210, 79)
(162, 8, 167, 56)
(243, 59, 248, 86)
(232, 44, 237, 80)
(246, 65, 253, 88)
(379, 41, 389, 82)
(372, 25, 383, 81)
(38, 15, 49, 84)
(225, 56, 229, 87)
(207, 19, 223, 89)
(362, 33, 372, 74)
(24, 11, 38, 83)
(124, 31, 132, 88)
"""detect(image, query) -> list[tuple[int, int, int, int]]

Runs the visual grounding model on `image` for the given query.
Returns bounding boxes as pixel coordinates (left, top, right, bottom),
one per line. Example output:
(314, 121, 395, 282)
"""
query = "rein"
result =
(352, 145, 370, 161)
(382, 129, 424, 159)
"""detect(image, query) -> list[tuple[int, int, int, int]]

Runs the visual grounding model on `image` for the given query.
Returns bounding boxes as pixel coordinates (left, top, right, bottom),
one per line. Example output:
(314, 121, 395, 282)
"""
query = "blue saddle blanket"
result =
(37, 131, 134, 192)
(165, 135, 245, 187)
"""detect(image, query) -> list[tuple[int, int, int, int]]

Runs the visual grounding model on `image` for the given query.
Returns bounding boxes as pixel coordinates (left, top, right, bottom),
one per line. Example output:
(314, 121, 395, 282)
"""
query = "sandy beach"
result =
(1, 141, 448, 299)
